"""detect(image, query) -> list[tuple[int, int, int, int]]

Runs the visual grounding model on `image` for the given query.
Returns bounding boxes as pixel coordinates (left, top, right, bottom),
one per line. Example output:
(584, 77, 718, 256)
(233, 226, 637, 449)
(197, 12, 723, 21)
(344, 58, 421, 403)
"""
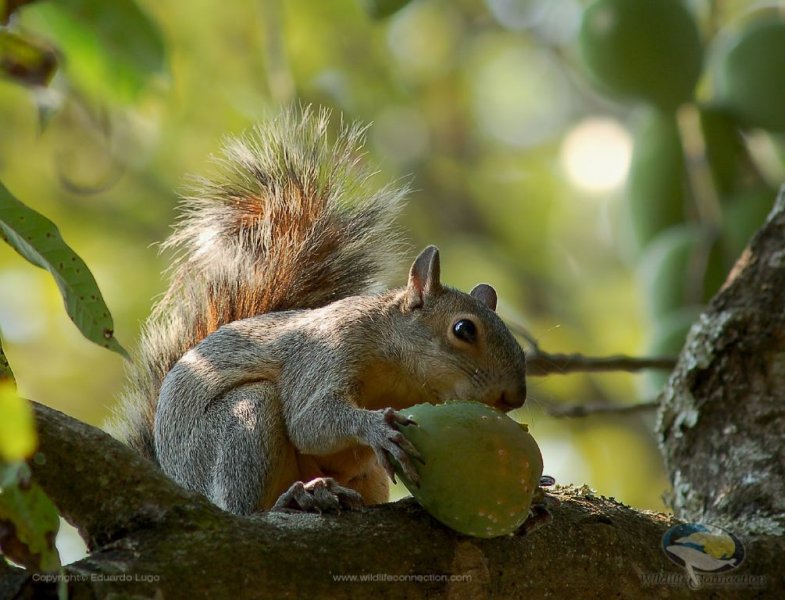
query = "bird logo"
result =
(662, 523, 745, 588)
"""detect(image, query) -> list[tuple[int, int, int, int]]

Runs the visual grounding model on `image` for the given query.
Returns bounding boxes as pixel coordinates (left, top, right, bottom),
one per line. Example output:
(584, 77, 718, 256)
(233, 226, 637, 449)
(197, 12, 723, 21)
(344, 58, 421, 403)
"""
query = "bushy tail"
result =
(112, 107, 407, 461)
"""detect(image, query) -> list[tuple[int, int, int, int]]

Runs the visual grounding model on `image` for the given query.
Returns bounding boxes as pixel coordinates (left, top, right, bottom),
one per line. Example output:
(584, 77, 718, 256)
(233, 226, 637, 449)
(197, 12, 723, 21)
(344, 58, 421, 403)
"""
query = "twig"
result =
(526, 350, 677, 376)
(547, 400, 659, 418)
(507, 321, 678, 376)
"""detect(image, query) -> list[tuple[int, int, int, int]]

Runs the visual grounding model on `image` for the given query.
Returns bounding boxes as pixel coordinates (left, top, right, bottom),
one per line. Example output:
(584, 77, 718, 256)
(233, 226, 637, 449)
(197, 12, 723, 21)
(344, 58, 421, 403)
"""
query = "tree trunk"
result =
(658, 187, 785, 535)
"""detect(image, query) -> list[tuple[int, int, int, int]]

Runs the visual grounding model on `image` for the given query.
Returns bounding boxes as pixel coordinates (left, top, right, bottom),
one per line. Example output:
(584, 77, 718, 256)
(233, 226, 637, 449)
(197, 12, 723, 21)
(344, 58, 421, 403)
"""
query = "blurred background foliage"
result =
(2, 0, 785, 555)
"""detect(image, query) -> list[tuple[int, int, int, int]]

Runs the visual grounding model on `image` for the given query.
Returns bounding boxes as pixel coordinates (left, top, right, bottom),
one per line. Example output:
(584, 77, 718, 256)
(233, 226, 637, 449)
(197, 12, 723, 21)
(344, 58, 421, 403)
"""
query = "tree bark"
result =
(658, 187, 785, 535)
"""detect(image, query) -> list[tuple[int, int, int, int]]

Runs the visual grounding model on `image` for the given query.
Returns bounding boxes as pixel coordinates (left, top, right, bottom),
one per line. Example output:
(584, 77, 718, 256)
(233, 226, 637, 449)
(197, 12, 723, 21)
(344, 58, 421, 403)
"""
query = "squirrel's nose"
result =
(496, 380, 526, 412)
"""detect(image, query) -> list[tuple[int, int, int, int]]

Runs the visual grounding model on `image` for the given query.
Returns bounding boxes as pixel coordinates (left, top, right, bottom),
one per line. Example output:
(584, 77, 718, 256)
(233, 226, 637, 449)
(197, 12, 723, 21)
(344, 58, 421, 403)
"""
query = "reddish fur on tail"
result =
(112, 107, 407, 461)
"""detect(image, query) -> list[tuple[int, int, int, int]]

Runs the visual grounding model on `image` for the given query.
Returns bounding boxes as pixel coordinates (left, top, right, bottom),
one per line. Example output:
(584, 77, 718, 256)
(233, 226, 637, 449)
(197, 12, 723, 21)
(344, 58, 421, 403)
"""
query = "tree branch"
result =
(6, 401, 779, 598)
(547, 401, 659, 418)
(506, 321, 678, 376)
(526, 350, 677, 376)
(28, 402, 217, 549)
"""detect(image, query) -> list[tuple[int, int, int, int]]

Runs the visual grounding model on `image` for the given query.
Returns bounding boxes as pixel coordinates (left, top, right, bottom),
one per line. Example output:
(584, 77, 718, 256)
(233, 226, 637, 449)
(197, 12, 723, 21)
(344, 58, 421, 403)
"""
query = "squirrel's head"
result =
(400, 245, 527, 413)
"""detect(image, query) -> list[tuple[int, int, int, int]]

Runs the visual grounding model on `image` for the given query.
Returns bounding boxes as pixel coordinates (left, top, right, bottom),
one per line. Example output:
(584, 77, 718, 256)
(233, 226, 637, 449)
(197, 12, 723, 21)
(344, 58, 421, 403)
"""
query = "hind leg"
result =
(207, 381, 292, 515)
(208, 381, 366, 514)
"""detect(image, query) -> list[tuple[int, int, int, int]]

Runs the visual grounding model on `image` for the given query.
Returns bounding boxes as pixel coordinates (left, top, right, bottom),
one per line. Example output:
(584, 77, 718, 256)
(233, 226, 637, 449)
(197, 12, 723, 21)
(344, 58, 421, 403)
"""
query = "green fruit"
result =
(579, 0, 702, 111)
(638, 225, 703, 317)
(712, 18, 785, 132)
(638, 224, 729, 317)
(625, 108, 687, 252)
(639, 226, 700, 317)
(395, 402, 542, 539)
(698, 105, 748, 196)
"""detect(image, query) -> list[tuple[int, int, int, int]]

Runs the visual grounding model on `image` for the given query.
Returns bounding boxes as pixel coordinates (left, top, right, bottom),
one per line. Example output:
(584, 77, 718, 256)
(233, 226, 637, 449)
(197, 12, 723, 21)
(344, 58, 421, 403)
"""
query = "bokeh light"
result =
(560, 117, 632, 194)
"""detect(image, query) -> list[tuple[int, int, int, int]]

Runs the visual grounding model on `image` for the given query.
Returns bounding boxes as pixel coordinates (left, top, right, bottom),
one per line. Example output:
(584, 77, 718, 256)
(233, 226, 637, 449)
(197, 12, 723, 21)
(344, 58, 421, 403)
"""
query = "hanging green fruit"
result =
(579, 0, 702, 111)
(638, 224, 725, 318)
(698, 105, 750, 197)
(625, 108, 687, 253)
(712, 18, 785, 133)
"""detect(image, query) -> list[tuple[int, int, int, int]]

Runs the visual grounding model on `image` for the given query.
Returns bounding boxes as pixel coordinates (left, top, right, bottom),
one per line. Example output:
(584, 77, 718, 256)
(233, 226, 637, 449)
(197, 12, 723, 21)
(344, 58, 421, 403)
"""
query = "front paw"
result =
(271, 477, 364, 513)
(361, 408, 423, 485)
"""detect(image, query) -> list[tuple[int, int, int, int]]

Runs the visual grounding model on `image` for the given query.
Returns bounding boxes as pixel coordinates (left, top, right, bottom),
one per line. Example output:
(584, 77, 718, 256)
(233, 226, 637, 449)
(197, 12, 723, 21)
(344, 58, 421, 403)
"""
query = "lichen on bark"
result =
(658, 187, 785, 536)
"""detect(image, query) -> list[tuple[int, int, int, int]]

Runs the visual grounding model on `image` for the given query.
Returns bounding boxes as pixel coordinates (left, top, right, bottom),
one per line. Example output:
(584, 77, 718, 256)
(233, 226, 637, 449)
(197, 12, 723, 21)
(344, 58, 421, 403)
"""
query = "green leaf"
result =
(0, 462, 61, 572)
(0, 180, 128, 357)
(0, 380, 36, 460)
(0, 29, 58, 87)
(20, 0, 167, 103)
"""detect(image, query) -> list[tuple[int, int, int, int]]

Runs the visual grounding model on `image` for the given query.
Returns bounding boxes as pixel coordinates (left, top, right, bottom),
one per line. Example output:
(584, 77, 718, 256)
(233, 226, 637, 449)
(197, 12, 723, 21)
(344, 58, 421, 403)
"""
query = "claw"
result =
(271, 477, 365, 513)
(363, 408, 424, 486)
(385, 439, 420, 484)
(391, 431, 423, 463)
(383, 407, 417, 427)
(310, 479, 340, 513)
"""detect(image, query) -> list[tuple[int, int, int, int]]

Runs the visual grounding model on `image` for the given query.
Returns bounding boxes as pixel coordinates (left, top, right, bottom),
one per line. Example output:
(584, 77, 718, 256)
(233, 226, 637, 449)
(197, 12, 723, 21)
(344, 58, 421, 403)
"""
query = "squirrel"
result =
(112, 106, 528, 516)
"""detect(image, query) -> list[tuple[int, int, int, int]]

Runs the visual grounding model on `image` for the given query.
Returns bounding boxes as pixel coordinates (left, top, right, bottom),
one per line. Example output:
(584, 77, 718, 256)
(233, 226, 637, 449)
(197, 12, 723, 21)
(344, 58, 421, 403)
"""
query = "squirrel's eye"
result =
(452, 319, 477, 344)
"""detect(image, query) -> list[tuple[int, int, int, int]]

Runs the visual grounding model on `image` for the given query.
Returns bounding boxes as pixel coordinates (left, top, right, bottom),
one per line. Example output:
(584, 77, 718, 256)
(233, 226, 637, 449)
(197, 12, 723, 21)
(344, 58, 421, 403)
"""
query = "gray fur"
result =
(152, 285, 526, 513)
(109, 107, 406, 461)
(110, 107, 528, 515)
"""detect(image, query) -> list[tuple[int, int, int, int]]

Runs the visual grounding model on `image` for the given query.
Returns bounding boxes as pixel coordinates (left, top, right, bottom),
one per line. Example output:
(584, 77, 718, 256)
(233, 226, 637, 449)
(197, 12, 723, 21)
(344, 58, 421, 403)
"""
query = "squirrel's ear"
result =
(405, 245, 443, 309)
(470, 284, 497, 311)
